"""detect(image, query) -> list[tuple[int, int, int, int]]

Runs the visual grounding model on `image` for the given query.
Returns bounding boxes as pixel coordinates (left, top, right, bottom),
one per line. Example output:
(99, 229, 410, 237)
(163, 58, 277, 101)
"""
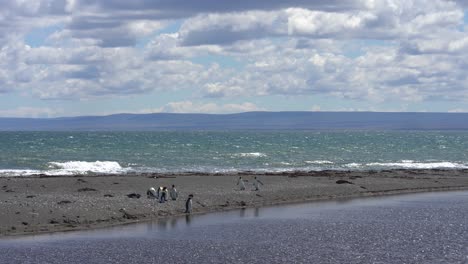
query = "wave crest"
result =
(234, 152, 267, 158)
(47, 161, 127, 175)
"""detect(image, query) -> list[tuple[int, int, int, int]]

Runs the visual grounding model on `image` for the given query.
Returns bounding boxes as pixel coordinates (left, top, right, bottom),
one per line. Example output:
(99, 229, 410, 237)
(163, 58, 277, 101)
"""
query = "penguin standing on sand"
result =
(170, 185, 178, 201)
(156, 186, 163, 200)
(185, 194, 194, 214)
(252, 176, 264, 191)
(160, 187, 168, 203)
(237, 176, 246, 190)
(147, 187, 157, 198)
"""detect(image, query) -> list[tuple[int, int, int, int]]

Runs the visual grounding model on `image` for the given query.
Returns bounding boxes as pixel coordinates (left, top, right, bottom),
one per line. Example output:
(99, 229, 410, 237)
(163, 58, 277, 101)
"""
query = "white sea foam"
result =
(366, 161, 468, 169)
(345, 163, 362, 168)
(235, 152, 267, 158)
(305, 160, 334, 165)
(401, 160, 414, 163)
(47, 161, 128, 175)
(0, 161, 131, 176)
(0, 169, 43, 177)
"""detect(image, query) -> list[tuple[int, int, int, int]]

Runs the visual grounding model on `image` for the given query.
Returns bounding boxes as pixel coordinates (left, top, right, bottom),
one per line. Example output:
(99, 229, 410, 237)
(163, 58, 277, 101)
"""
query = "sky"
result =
(1, 0, 468, 117)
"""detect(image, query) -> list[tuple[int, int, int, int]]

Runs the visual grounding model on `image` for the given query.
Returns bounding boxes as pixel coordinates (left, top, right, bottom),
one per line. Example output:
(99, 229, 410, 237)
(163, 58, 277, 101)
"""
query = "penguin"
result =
(237, 176, 245, 190)
(156, 186, 163, 200)
(160, 187, 168, 203)
(163, 187, 169, 201)
(252, 176, 264, 191)
(170, 184, 178, 201)
(185, 194, 194, 214)
(147, 187, 157, 199)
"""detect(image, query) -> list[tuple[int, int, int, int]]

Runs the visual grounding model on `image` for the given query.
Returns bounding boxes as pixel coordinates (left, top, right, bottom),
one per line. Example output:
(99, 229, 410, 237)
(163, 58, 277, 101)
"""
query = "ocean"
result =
(0, 131, 467, 176)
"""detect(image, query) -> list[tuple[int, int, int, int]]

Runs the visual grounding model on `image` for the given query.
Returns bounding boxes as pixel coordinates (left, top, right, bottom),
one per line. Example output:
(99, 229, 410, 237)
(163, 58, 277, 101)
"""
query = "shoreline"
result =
(1, 169, 468, 237)
(5, 167, 468, 179)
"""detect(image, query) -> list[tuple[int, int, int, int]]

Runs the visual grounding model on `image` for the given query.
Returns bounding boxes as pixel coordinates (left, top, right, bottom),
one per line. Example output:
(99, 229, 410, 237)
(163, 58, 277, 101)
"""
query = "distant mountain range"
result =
(0, 112, 467, 131)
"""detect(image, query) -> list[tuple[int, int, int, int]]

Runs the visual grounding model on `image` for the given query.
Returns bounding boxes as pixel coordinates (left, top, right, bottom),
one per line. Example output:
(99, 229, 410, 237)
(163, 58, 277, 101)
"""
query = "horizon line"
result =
(1, 110, 468, 120)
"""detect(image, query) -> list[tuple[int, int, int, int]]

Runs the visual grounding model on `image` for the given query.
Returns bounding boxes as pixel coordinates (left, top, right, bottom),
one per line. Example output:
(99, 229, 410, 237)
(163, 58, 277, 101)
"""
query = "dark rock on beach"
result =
(336, 180, 354, 184)
(120, 209, 138, 220)
(126, 193, 141, 199)
(77, 187, 97, 192)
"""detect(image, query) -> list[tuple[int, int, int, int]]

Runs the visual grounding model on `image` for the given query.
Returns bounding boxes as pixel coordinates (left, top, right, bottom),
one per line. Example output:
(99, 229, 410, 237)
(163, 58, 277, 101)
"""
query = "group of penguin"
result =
(147, 176, 264, 215)
(237, 176, 264, 191)
(146, 185, 193, 214)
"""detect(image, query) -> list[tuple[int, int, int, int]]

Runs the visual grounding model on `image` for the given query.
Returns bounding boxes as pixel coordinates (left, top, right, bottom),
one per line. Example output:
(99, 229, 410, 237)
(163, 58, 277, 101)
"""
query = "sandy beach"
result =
(1, 169, 468, 236)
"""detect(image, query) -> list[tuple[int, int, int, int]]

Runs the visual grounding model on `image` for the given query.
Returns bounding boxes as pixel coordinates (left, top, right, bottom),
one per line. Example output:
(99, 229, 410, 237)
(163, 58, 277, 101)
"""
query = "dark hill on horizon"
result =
(0, 112, 467, 131)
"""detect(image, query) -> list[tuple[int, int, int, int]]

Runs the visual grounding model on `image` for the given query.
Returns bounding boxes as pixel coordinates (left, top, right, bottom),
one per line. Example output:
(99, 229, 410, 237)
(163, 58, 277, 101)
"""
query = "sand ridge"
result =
(1, 169, 468, 236)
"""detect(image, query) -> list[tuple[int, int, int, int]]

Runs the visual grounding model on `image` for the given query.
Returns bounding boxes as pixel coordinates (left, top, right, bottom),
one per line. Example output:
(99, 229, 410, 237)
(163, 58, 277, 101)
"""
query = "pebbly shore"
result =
(1, 169, 468, 236)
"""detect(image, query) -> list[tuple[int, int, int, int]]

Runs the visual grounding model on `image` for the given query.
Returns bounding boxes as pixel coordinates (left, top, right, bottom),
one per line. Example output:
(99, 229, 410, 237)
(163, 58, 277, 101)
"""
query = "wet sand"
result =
(1, 169, 467, 236)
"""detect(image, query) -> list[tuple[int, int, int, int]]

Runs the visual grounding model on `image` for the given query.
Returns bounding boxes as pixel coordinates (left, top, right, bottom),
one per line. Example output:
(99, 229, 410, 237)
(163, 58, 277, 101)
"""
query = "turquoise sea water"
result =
(0, 131, 467, 176)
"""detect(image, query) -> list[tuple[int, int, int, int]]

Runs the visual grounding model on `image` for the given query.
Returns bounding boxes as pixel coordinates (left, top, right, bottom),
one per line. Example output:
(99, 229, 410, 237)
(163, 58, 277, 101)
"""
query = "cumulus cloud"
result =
(0, 106, 62, 118)
(0, 0, 467, 114)
(177, 1, 463, 46)
(145, 101, 263, 114)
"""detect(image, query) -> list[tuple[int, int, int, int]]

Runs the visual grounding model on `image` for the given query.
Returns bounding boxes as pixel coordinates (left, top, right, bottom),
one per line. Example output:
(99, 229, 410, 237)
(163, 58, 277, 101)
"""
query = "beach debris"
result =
(196, 201, 206, 207)
(113, 182, 119, 185)
(237, 201, 247, 206)
(63, 218, 79, 227)
(104, 194, 114, 197)
(336, 180, 353, 185)
(22, 222, 28, 226)
(158, 211, 169, 216)
(119, 208, 138, 219)
(349, 176, 362, 179)
(49, 219, 59, 224)
(256, 194, 263, 197)
(77, 187, 97, 192)
(26, 195, 36, 198)
(57, 200, 72, 205)
(11, 226, 16, 230)
(76, 178, 87, 183)
(126, 193, 141, 199)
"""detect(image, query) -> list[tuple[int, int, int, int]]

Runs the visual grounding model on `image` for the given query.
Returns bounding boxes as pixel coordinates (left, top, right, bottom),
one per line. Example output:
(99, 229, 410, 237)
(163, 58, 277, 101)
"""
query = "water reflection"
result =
(6, 191, 466, 244)
(170, 218, 177, 228)
(254, 207, 260, 217)
(158, 218, 168, 229)
(239, 208, 246, 218)
(239, 207, 261, 218)
(185, 214, 192, 226)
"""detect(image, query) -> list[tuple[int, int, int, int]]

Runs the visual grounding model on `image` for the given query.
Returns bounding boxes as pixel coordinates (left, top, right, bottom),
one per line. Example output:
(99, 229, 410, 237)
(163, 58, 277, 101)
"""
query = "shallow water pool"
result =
(1, 191, 467, 263)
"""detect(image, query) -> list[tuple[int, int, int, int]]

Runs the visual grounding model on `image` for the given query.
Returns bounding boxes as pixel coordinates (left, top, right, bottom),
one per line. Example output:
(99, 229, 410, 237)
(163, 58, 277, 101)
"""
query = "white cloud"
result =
(155, 101, 264, 114)
(0, 106, 62, 118)
(0, 0, 467, 114)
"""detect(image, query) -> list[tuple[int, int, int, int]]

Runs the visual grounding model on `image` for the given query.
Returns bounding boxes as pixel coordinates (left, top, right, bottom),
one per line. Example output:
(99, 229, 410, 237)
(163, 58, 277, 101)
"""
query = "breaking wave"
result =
(234, 152, 267, 158)
(0, 160, 467, 177)
(0, 161, 130, 177)
(47, 161, 129, 175)
(345, 161, 468, 170)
